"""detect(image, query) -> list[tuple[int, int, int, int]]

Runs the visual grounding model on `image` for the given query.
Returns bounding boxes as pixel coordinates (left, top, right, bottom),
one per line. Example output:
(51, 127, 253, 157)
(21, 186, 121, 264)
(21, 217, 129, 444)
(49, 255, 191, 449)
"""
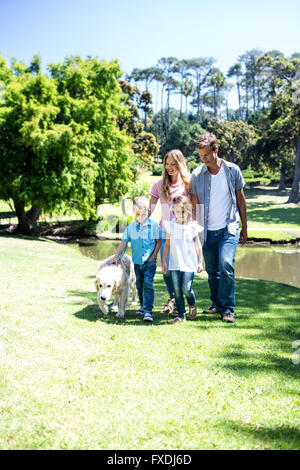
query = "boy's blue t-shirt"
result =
(121, 218, 162, 265)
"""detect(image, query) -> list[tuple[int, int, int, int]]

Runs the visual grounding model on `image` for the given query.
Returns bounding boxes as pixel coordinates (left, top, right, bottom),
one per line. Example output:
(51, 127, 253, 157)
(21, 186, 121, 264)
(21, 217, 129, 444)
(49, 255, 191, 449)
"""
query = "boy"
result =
(109, 196, 161, 322)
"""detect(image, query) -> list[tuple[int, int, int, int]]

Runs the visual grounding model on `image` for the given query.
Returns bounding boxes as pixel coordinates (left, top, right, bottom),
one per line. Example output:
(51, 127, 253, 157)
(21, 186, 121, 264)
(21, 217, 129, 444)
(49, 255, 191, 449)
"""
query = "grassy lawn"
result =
(0, 235, 299, 450)
(244, 186, 300, 242)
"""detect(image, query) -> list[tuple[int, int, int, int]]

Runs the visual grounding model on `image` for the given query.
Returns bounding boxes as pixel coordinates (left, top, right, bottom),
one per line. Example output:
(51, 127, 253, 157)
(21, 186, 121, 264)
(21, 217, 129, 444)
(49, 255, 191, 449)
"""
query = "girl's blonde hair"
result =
(161, 149, 191, 200)
(172, 195, 193, 223)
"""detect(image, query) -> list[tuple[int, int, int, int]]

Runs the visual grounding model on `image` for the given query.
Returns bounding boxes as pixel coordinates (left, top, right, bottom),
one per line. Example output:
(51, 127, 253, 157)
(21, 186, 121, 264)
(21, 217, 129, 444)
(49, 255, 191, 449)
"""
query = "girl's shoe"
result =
(168, 316, 186, 324)
(188, 304, 197, 320)
(170, 307, 179, 318)
(163, 297, 175, 313)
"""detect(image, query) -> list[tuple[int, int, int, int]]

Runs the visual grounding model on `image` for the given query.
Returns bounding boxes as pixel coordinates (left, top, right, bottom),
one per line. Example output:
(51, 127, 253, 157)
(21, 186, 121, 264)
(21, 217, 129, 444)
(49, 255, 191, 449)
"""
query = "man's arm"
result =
(236, 188, 248, 245)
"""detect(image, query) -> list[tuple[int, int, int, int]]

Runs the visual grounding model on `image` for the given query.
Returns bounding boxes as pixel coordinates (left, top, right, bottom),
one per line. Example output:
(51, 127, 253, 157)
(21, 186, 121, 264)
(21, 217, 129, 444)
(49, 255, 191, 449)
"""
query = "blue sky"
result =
(1, 0, 299, 108)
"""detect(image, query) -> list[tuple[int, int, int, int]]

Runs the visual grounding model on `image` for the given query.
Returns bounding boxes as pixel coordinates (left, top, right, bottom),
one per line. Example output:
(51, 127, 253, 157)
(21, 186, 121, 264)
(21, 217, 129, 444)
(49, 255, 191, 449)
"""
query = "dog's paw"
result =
(110, 305, 119, 312)
(115, 312, 125, 319)
(131, 301, 138, 306)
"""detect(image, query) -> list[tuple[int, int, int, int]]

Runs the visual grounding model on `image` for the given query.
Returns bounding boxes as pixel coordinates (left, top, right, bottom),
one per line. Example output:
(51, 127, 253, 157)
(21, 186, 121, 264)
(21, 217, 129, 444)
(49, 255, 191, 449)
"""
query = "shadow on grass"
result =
(74, 303, 169, 326)
(0, 232, 49, 242)
(247, 206, 300, 225)
(244, 187, 290, 200)
(219, 419, 300, 449)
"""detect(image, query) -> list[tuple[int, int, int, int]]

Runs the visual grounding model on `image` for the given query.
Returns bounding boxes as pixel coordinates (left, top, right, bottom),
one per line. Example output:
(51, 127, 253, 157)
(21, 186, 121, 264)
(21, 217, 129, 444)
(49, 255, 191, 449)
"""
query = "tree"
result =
(118, 80, 159, 175)
(207, 117, 257, 169)
(0, 55, 134, 234)
(227, 63, 243, 119)
(187, 57, 216, 122)
(256, 53, 300, 202)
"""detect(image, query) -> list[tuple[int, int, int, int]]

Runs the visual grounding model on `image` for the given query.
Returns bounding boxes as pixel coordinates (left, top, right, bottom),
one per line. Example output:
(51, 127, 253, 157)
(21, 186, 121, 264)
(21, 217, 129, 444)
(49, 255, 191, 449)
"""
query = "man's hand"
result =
(239, 226, 248, 245)
(148, 255, 157, 262)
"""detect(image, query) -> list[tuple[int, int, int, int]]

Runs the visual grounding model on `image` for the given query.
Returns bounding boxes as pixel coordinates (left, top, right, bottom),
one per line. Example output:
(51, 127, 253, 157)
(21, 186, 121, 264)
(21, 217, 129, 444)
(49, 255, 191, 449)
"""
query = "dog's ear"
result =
(113, 271, 123, 293)
(94, 278, 99, 291)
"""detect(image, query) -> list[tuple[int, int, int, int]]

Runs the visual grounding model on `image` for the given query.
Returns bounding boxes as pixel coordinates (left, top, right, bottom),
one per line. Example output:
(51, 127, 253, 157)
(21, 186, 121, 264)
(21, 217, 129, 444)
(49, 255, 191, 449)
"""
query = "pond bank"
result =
(1, 219, 300, 245)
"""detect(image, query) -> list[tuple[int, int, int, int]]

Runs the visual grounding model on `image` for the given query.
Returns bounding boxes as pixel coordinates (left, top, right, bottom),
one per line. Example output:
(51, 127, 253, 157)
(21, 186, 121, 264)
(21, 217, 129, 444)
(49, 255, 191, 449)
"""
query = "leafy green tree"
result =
(207, 117, 257, 168)
(118, 80, 159, 175)
(256, 53, 300, 202)
(0, 55, 134, 234)
(187, 57, 216, 122)
(163, 117, 205, 158)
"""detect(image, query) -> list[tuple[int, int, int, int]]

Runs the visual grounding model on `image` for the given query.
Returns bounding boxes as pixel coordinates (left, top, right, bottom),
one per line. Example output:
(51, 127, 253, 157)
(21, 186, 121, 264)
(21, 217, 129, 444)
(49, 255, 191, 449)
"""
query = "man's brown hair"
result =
(196, 133, 219, 151)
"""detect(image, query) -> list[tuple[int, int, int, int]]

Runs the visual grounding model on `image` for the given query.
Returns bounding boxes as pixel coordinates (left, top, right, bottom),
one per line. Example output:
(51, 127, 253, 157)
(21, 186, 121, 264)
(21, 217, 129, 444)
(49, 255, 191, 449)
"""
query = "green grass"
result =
(244, 187, 300, 242)
(0, 235, 299, 450)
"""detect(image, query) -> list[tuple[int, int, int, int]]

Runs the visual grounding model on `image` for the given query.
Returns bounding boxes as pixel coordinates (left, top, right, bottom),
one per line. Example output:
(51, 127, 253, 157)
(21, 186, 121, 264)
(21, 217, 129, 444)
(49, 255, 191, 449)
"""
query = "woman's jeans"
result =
(160, 237, 175, 300)
(202, 226, 239, 316)
(134, 260, 156, 314)
(170, 270, 196, 318)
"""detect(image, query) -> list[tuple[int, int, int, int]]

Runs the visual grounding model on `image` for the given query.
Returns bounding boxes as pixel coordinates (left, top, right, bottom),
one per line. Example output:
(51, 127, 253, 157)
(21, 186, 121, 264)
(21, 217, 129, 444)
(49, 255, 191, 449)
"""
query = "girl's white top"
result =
(164, 220, 203, 272)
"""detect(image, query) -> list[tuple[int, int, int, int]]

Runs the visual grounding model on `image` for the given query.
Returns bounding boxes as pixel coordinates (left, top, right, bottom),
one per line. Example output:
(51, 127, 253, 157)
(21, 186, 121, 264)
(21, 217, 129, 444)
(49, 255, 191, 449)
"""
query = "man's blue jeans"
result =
(170, 270, 196, 318)
(203, 227, 239, 316)
(160, 237, 175, 300)
(134, 260, 156, 314)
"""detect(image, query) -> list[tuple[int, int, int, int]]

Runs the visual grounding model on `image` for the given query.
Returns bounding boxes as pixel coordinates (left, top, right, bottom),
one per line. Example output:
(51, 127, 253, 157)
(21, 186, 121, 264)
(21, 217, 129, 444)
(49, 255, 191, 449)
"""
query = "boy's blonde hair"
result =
(133, 196, 149, 212)
(172, 195, 193, 222)
(161, 149, 191, 200)
(196, 133, 219, 151)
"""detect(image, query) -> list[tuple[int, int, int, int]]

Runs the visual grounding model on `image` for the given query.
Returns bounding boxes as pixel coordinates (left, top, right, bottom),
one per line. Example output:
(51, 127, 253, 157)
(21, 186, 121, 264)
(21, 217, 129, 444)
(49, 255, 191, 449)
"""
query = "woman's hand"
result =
(162, 262, 168, 275)
(197, 262, 203, 273)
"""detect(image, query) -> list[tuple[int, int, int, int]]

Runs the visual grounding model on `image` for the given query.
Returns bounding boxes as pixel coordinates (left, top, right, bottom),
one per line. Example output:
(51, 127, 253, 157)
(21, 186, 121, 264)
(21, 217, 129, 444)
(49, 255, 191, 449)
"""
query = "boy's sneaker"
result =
(143, 312, 153, 322)
(136, 307, 144, 316)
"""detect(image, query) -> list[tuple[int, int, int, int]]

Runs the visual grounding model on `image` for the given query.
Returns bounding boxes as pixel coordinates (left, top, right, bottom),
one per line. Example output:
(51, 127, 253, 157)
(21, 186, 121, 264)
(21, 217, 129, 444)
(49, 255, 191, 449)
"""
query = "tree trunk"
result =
(288, 134, 300, 203)
(14, 201, 42, 235)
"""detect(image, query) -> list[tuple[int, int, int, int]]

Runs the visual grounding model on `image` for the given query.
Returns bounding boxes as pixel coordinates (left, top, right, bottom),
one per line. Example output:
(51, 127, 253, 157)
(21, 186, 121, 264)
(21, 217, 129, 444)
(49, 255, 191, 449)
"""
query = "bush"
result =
(152, 164, 163, 176)
(127, 181, 151, 199)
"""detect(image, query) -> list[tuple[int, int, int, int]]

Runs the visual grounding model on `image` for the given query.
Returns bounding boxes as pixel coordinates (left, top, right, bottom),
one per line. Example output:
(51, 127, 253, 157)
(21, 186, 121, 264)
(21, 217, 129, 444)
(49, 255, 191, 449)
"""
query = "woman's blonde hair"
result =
(161, 149, 191, 200)
(172, 195, 193, 223)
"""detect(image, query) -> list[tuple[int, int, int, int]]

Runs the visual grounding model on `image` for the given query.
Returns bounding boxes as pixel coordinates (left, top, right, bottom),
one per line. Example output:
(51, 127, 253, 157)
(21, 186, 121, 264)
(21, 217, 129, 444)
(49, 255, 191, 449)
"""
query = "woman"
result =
(149, 149, 191, 316)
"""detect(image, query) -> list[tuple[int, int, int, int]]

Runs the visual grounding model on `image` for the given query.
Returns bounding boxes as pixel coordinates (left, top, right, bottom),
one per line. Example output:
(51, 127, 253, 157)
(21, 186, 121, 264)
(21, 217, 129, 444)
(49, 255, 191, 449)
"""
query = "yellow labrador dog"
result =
(95, 254, 137, 318)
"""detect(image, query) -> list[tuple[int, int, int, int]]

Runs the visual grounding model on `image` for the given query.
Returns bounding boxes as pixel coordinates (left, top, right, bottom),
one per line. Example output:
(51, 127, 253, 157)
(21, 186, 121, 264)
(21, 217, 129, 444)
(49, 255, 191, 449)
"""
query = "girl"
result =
(162, 196, 203, 324)
(149, 150, 191, 317)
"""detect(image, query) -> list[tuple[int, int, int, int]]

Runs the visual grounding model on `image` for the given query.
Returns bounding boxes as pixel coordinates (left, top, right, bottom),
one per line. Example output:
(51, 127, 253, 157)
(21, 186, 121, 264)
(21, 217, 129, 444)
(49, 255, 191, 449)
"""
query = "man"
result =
(190, 133, 247, 323)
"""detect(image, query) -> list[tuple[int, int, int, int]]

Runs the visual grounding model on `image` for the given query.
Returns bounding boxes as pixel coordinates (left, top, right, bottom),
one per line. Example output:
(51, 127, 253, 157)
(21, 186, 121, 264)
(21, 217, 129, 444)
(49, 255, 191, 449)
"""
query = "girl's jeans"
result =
(170, 270, 196, 318)
(134, 260, 156, 314)
(202, 226, 239, 316)
(160, 237, 175, 300)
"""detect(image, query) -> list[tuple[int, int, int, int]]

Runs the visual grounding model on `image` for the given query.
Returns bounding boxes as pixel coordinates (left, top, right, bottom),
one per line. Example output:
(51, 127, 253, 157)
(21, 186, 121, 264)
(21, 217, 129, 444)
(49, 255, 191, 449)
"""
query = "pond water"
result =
(73, 239, 300, 289)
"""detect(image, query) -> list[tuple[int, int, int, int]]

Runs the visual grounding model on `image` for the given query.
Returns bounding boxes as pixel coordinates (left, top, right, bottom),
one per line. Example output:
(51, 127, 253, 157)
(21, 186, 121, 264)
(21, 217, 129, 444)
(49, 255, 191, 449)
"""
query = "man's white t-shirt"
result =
(208, 163, 231, 230)
(164, 220, 203, 272)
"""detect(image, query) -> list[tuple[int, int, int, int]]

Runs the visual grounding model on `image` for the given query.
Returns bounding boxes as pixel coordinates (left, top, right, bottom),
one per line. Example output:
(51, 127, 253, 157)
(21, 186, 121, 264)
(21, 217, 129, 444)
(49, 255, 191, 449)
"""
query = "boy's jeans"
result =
(202, 226, 239, 316)
(170, 270, 196, 318)
(134, 260, 156, 314)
